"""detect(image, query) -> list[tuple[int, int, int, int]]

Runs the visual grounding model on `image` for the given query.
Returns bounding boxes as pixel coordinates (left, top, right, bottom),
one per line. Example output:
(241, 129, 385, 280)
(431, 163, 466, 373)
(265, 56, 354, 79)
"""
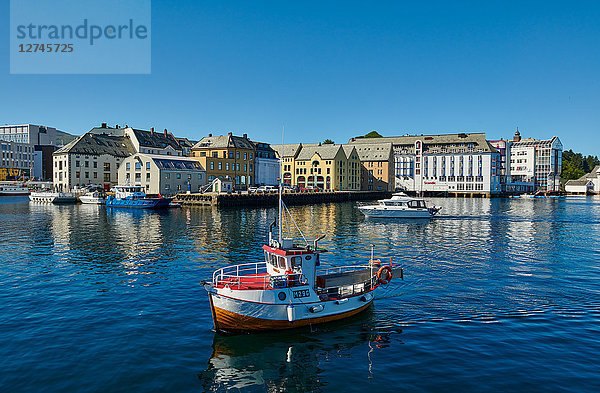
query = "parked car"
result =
(257, 185, 278, 193)
(247, 187, 259, 194)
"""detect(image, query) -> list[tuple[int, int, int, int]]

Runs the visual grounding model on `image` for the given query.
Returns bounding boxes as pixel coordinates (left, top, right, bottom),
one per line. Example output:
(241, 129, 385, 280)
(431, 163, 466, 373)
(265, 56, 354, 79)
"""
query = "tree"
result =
(323, 139, 334, 144)
(561, 149, 600, 180)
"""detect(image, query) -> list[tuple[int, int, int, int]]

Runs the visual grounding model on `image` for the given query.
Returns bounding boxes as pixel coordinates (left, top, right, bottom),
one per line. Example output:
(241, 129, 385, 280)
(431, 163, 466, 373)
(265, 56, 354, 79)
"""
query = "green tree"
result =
(323, 139, 334, 144)
(561, 149, 600, 180)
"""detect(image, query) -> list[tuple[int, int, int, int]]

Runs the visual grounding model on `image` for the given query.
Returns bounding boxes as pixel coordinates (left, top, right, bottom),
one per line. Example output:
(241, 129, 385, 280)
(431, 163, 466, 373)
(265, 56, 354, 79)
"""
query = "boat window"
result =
(291, 256, 302, 268)
(408, 200, 418, 208)
(278, 257, 286, 269)
(269, 253, 278, 267)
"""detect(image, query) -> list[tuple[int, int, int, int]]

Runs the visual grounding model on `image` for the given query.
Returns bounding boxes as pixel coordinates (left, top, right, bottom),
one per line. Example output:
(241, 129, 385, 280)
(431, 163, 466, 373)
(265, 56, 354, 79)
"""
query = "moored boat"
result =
(79, 191, 106, 205)
(105, 185, 171, 209)
(203, 192, 401, 334)
(29, 191, 78, 204)
(358, 193, 441, 218)
(0, 182, 30, 196)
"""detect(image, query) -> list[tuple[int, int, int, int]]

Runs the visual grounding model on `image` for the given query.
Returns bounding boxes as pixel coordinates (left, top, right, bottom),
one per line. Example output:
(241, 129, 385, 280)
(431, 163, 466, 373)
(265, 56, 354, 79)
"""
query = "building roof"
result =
(341, 145, 357, 159)
(296, 144, 344, 160)
(54, 132, 135, 157)
(129, 153, 205, 171)
(131, 128, 182, 151)
(272, 143, 302, 158)
(349, 142, 393, 161)
(176, 137, 197, 148)
(192, 133, 255, 150)
(348, 132, 497, 153)
(584, 165, 600, 179)
(511, 136, 561, 149)
(565, 179, 592, 187)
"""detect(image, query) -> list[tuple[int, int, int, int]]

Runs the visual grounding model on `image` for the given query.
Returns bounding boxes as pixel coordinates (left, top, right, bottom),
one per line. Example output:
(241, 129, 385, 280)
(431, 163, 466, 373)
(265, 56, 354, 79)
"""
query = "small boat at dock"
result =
(106, 185, 171, 209)
(203, 191, 401, 334)
(0, 182, 30, 196)
(29, 191, 78, 204)
(358, 193, 441, 218)
(79, 191, 106, 205)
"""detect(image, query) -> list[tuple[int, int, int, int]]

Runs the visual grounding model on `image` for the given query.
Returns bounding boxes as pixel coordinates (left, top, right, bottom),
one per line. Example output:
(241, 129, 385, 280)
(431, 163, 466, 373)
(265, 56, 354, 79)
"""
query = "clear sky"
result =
(2, 0, 599, 154)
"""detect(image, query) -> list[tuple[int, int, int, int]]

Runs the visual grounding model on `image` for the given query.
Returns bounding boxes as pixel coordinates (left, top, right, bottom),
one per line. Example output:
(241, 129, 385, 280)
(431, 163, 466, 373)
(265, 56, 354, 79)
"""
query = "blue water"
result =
(1, 196, 599, 392)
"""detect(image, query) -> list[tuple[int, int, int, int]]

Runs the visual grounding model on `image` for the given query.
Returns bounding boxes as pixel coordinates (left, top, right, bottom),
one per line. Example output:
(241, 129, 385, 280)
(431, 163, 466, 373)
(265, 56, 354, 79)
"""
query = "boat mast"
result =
(279, 125, 284, 242)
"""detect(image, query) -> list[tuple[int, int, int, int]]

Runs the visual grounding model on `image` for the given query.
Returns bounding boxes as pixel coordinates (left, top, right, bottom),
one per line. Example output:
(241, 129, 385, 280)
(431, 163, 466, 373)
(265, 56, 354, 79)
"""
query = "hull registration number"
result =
(293, 289, 310, 298)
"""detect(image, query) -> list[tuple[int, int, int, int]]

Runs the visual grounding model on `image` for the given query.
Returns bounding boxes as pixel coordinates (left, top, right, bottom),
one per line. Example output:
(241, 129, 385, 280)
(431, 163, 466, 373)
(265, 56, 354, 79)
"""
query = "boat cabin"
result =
(262, 238, 321, 288)
(113, 185, 146, 199)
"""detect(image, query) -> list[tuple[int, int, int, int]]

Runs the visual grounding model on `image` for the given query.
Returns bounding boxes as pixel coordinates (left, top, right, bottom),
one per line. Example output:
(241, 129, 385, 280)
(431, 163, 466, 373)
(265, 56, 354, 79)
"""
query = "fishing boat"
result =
(105, 185, 171, 209)
(29, 191, 78, 204)
(358, 193, 441, 218)
(0, 182, 30, 196)
(202, 189, 401, 334)
(79, 191, 106, 205)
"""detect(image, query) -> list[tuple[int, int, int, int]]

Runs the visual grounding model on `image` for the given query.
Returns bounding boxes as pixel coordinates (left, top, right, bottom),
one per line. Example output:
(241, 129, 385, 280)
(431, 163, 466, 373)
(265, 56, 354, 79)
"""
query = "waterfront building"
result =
(349, 142, 395, 191)
(349, 133, 502, 196)
(253, 141, 280, 186)
(191, 133, 256, 189)
(0, 140, 35, 180)
(0, 124, 61, 180)
(118, 153, 206, 196)
(565, 165, 600, 194)
(123, 126, 183, 156)
(53, 125, 135, 192)
(508, 130, 563, 192)
(273, 143, 302, 187)
(273, 143, 361, 191)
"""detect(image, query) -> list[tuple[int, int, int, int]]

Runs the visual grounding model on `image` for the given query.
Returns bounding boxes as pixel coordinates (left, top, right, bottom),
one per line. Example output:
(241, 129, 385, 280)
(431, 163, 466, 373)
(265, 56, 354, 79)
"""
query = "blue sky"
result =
(2, 0, 599, 154)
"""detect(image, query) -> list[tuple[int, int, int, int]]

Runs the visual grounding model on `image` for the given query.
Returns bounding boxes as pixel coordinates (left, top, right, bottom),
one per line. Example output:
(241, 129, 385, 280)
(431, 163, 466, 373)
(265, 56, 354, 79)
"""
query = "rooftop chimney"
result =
(115, 124, 119, 129)
(243, 133, 247, 139)
(101, 122, 107, 128)
(151, 127, 154, 135)
(228, 132, 233, 136)
(164, 128, 168, 137)
(208, 133, 212, 137)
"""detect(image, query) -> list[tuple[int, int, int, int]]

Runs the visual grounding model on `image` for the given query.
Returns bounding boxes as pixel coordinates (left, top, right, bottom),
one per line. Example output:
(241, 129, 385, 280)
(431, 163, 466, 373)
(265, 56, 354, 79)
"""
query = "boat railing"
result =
(316, 273, 379, 300)
(317, 264, 372, 276)
(212, 262, 308, 289)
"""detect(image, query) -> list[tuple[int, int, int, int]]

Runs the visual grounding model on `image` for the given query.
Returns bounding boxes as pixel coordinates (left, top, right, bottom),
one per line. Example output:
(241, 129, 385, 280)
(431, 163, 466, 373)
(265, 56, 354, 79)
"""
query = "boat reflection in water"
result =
(199, 309, 395, 392)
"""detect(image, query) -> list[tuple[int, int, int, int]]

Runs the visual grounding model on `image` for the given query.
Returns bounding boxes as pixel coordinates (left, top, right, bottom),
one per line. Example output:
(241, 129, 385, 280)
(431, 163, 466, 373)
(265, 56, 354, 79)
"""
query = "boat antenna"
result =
(278, 124, 284, 242)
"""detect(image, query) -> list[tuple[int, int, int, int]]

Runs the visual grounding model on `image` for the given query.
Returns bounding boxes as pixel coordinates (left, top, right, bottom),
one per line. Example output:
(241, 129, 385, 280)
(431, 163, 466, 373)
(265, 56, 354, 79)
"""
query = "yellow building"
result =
(191, 132, 256, 189)
(273, 143, 360, 191)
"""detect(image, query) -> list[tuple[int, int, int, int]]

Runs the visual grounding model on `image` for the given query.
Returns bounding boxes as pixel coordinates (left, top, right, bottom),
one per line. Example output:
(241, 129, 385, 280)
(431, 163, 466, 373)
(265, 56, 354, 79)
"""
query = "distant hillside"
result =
(355, 130, 383, 139)
(55, 130, 79, 146)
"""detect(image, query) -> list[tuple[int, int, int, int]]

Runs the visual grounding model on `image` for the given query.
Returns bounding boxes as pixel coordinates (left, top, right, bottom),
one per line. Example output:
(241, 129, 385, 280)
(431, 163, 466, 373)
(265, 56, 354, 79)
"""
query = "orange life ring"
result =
(377, 266, 393, 285)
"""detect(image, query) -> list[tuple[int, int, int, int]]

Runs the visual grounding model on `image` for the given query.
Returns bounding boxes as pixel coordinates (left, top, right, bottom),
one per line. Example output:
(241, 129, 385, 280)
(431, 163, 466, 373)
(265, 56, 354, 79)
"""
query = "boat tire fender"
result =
(377, 266, 393, 285)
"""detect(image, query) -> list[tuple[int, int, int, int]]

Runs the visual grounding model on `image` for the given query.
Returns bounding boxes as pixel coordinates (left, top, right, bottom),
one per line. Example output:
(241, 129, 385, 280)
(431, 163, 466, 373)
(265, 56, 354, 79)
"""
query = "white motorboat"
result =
(202, 192, 401, 334)
(29, 191, 78, 204)
(358, 193, 441, 218)
(0, 182, 30, 196)
(79, 191, 106, 205)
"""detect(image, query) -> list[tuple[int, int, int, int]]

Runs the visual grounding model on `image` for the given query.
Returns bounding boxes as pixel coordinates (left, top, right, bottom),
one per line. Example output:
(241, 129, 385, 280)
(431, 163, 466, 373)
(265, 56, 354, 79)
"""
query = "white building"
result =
(350, 133, 502, 195)
(118, 154, 206, 196)
(53, 127, 135, 192)
(253, 141, 280, 186)
(509, 130, 563, 192)
(565, 165, 600, 194)
(0, 140, 35, 179)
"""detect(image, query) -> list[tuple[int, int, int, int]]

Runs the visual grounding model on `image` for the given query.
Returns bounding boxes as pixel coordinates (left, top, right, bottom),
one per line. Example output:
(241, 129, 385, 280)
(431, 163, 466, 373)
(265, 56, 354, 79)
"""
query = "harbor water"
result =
(1, 196, 599, 392)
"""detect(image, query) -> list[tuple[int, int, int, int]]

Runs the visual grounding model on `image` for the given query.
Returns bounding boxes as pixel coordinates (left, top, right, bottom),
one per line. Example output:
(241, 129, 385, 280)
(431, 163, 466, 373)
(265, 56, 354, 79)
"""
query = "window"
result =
(198, 174, 203, 180)
(146, 162, 150, 170)
(176, 173, 181, 179)
(210, 162, 214, 170)
(85, 161, 89, 168)
(200, 152, 206, 157)
(165, 184, 170, 190)
(244, 152, 247, 160)
(126, 162, 130, 170)
(93, 162, 97, 168)
(135, 173, 141, 181)
(76, 172, 80, 178)
(218, 162, 222, 170)
(212, 152, 218, 158)
(104, 173, 110, 182)
(166, 173, 170, 179)
(226, 163, 230, 171)
(236, 151, 240, 159)
(104, 163, 110, 171)
(75, 161, 80, 167)
(229, 152, 234, 159)
(146, 173, 150, 180)
(135, 162, 141, 170)
(93, 172, 97, 179)
(85, 172, 89, 178)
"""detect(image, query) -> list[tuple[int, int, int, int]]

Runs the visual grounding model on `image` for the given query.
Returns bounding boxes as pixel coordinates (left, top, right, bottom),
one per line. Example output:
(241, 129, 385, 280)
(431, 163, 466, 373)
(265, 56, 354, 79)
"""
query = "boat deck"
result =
(214, 273, 272, 290)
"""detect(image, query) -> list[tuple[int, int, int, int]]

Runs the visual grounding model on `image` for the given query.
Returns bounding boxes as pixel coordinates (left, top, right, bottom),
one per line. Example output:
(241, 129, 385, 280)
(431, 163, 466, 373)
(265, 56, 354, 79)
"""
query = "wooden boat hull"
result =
(208, 290, 374, 333)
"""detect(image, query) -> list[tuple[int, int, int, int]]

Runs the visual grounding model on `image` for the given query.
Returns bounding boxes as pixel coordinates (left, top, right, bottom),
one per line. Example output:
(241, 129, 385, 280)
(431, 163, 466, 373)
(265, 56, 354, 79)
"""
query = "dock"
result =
(175, 191, 392, 207)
